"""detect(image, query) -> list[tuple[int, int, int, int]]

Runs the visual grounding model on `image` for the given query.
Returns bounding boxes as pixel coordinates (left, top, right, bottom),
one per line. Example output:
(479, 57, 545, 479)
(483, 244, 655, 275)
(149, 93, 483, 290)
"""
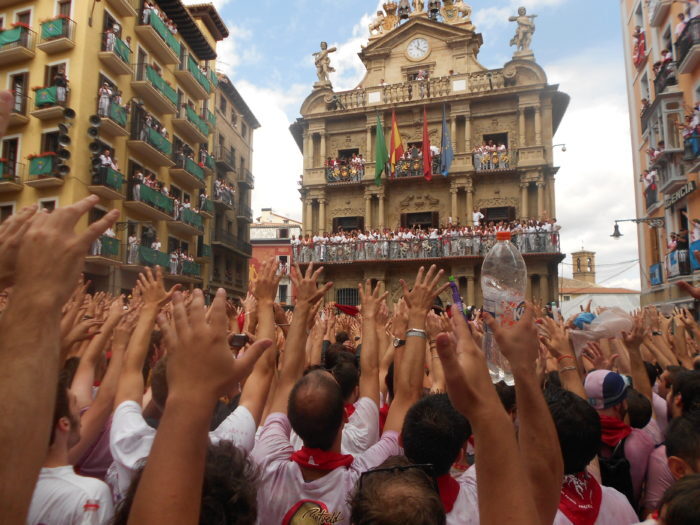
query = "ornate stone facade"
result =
(290, 12, 567, 306)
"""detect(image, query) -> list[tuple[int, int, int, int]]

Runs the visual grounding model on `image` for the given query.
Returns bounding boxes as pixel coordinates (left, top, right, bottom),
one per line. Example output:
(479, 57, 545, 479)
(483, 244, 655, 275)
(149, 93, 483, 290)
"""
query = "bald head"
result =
(288, 370, 344, 450)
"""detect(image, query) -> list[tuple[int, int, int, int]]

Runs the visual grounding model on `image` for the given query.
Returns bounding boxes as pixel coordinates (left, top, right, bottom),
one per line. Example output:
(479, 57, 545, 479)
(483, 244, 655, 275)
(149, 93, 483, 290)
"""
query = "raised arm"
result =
(622, 314, 653, 402)
(486, 303, 564, 525)
(384, 265, 448, 433)
(128, 289, 271, 525)
(358, 280, 388, 406)
(237, 258, 281, 426)
(114, 267, 179, 407)
(0, 194, 118, 523)
(539, 316, 586, 399)
(268, 263, 332, 414)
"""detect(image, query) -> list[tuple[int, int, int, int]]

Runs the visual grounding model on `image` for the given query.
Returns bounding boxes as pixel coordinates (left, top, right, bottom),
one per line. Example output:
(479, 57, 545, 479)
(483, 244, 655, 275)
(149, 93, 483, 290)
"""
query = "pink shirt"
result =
(251, 413, 400, 525)
(652, 392, 668, 436)
(643, 445, 674, 512)
(623, 428, 655, 503)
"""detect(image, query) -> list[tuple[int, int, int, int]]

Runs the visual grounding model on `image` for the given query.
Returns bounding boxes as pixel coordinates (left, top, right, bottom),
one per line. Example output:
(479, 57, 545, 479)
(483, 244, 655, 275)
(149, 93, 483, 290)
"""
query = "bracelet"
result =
(559, 366, 577, 373)
(407, 328, 428, 339)
(556, 355, 574, 362)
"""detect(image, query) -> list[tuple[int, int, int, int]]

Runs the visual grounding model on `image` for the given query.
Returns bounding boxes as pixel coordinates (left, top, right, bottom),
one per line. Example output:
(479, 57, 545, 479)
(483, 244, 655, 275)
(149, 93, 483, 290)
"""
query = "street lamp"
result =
(611, 217, 665, 239)
(553, 143, 567, 152)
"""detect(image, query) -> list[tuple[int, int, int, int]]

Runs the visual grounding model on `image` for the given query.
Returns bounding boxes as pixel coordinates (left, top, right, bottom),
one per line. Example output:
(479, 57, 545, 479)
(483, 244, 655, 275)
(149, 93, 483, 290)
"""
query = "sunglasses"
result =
(358, 463, 436, 491)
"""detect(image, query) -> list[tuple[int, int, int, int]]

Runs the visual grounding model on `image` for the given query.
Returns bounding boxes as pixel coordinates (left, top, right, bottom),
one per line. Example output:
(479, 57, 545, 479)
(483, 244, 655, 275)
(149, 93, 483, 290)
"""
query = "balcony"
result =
(389, 155, 442, 180)
(169, 207, 204, 237)
(124, 183, 174, 221)
(105, 0, 138, 17)
(87, 235, 121, 264)
(654, 61, 678, 96)
(648, 0, 673, 27)
(212, 183, 235, 208)
(474, 150, 513, 172)
(212, 229, 253, 256)
(666, 249, 692, 279)
(655, 151, 686, 193)
(170, 154, 206, 189)
(37, 17, 75, 54)
(240, 169, 254, 188)
(199, 198, 215, 218)
(89, 166, 124, 200)
(204, 109, 216, 130)
(644, 184, 660, 213)
(124, 245, 170, 270)
(181, 260, 202, 278)
(24, 154, 64, 189)
(649, 262, 664, 286)
(196, 242, 212, 261)
(30, 87, 69, 120)
(294, 232, 561, 265)
(174, 54, 211, 100)
(0, 161, 24, 193)
(0, 26, 36, 65)
(237, 205, 253, 222)
(98, 32, 133, 76)
(128, 124, 175, 167)
(215, 147, 236, 172)
(8, 93, 29, 127)
(172, 105, 209, 144)
(131, 64, 177, 115)
(200, 149, 216, 174)
(677, 18, 700, 75)
(99, 101, 129, 138)
(135, 11, 180, 65)
(325, 164, 364, 184)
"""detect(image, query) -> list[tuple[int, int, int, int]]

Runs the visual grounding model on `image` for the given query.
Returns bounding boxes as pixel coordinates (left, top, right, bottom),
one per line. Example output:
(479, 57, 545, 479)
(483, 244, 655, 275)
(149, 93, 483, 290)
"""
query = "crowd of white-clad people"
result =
(472, 140, 510, 171)
(293, 216, 561, 263)
(213, 177, 235, 206)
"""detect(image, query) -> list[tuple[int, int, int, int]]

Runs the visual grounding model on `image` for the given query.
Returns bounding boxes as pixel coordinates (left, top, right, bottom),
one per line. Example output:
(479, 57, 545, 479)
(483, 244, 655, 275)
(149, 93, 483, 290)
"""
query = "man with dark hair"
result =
(28, 376, 114, 524)
(656, 474, 700, 525)
(668, 370, 700, 418)
(350, 455, 446, 525)
(666, 412, 700, 481)
(545, 387, 637, 525)
(252, 267, 446, 524)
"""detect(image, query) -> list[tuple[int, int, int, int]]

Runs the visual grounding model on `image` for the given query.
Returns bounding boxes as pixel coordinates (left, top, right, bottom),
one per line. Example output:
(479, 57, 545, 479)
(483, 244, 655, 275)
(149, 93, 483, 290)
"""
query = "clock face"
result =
(407, 38, 430, 60)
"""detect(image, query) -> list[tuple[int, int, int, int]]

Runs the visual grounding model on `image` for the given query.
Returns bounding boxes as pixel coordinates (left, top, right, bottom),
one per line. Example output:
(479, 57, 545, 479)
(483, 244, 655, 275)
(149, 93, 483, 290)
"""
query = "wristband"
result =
(556, 355, 574, 362)
(407, 328, 428, 339)
(559, 366, 577, 373)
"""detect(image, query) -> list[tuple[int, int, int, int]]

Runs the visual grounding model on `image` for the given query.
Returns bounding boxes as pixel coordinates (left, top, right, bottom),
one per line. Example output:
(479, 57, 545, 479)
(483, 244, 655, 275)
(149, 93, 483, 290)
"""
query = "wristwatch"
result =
(406, 328, 428, 339)
(393, 337, 406, 348)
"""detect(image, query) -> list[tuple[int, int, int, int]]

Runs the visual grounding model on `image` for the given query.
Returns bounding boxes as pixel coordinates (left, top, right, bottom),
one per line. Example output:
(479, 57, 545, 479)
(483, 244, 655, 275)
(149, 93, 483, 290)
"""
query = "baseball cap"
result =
(584, 369, 628, 410)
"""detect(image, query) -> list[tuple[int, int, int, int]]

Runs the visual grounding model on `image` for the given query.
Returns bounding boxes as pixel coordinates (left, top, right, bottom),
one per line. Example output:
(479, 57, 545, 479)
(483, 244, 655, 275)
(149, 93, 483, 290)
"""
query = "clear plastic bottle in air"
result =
(480, 231, 527, 386)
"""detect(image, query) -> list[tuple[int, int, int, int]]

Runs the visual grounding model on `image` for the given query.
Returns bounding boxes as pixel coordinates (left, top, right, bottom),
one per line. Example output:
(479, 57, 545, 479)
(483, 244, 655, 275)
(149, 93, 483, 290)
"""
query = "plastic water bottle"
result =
(480, 231, 527, 386)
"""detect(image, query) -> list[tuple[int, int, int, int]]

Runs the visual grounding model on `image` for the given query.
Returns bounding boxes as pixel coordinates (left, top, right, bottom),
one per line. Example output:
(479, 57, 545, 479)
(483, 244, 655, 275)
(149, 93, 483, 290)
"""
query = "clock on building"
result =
(406, 37, 430, 60)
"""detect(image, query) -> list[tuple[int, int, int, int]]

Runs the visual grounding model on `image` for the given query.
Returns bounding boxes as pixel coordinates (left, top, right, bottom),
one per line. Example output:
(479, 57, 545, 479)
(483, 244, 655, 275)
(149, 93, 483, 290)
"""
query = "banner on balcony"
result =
(35, 87, 57, 107)
(114, 37, 131, 63)
(29, 156, 53, 176)
(691, 240, 700, 271)
(667, 250, 680, 278)
(649, 263, 663, 286)
(0, 27, 23, 46)
(108, 103, 127, 127)
(41, 19, 65, 40)
(664, 181, 696, 209)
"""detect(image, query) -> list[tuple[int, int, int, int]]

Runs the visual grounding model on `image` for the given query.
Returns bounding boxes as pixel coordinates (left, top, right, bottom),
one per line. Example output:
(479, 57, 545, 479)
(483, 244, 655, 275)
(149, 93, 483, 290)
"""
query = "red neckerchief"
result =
(558, 472, 602, 525)
(436, 474, 460, 513)
(335, 304, 359, 316)
(290, 447, 354, 472)
(599, 415, 632, 447)
(379, 404, 389, 433)
(237, 312, 245, 332)
(344, 403, 356, 418)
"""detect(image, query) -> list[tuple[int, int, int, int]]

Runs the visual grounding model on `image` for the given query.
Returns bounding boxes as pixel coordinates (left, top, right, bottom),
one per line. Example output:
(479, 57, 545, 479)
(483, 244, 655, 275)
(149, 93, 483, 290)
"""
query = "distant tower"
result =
(572, 249, 596, 284)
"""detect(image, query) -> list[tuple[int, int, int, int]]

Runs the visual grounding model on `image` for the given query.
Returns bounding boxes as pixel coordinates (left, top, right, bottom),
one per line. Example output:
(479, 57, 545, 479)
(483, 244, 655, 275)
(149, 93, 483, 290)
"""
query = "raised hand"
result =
(254, 258, 282, 303)
(137, 266, 180, 308)
(157, 289, 273, 403)
(359, 279, 388, 320)
(391, 299, 409, 339)
(538, 316, 573, 360)
(0, 205, 37, 289)
(484, 302, 539, 373)
(622, 313, 646, 350)
(582, 341, 618, 371)
(400, 265, 449, 314)
(290, 262, 333, 305)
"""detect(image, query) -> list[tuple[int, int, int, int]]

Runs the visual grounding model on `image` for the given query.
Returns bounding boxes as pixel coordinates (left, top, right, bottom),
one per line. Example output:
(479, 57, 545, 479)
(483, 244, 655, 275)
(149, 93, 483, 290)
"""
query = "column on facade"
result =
(548, 177, 556, 218)
(450, 115, 457, 153)
(520, 182, 529, 219)
(536, 181, 545, 218)
(320, 132, 327, 162)
(365, 195, 372, 230)
(464, 113, 472, 154)
(539, 273, 550, 303)
(305, 198, 314, 234)
(450, 187, 458, 221)
(466, 185, 474, 224)
(377, 194, 385, 229)
(466, 276, 475, 306)
(305, 133, 315, 169)
(534, 105, 542, 146)
(366, 126, 373, 158)
(318, 199, 326, 234)
(519, 108, 526, 148)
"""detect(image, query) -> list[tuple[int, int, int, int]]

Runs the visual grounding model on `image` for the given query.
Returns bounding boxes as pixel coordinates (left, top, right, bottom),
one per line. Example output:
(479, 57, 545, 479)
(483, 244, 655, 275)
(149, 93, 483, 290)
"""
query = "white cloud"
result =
(215, 23, 260, 78)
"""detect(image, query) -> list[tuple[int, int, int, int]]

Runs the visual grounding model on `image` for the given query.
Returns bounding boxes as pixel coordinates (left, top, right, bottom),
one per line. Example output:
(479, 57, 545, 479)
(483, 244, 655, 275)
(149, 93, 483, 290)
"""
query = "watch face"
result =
(407, 37, 429, 60)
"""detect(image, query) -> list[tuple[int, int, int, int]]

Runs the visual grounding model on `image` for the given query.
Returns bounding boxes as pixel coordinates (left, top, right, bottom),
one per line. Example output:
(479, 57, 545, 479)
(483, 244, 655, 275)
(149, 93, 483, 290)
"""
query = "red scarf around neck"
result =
(344, 403, 356, 418)
(558, 472, 602, 525)
(379, 404, 389, 433)
(436, 474, 460, 513)
(290, 447, 354, 472)
(599, 415, 632, 448)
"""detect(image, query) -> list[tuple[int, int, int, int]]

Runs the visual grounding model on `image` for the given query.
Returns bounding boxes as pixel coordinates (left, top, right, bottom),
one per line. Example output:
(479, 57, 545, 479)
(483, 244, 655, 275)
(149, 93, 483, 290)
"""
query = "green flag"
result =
(374, 114, 389, 186)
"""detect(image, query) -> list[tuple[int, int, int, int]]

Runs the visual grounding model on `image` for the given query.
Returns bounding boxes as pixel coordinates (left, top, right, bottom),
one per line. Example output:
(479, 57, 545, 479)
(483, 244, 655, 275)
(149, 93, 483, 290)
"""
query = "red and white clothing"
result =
(445, 466, 479, 525)
(553, 472, 638, 525)
(107, 400, 256, 502)
(27, 465, 114, 525)
(251, 412, 400, 525)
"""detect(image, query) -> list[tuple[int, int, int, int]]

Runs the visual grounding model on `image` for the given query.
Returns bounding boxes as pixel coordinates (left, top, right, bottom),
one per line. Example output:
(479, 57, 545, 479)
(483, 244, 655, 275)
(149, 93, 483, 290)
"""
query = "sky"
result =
(184, 0, 641, 290)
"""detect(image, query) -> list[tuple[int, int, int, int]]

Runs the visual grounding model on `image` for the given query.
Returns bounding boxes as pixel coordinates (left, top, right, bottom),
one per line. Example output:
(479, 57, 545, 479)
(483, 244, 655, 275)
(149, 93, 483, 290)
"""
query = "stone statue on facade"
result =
(382, 2, 400, 32)
(412, 0, 425, 14)
(313, 41, 337, 88)
(369, 11, 386, 36)
(509, 7, 537, 56)
(440, 0, 473, 27)
(398, 0, 412, 20)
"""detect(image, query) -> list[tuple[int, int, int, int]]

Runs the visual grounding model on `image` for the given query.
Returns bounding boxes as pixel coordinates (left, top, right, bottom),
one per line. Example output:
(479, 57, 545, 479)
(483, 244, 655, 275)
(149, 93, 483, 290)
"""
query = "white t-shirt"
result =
(472, 211, 484, 225)
(107, 400, 256, 501)
(289, 397, 380, 455)
(553, 485, 638, 525)
(446, 467, 479, 525)
(251, 413, 401, 525)
(28, 465, 114, 525)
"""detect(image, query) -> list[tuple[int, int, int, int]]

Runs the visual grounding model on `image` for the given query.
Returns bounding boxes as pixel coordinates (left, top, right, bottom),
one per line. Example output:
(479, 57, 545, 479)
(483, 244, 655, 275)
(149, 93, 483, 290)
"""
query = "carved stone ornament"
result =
(329, 206, 364, 218)
(382, 2, 400, 32)
(476, 197, 518, 209)
(441, 0, 473, 28)
(399, 194, 440, 210)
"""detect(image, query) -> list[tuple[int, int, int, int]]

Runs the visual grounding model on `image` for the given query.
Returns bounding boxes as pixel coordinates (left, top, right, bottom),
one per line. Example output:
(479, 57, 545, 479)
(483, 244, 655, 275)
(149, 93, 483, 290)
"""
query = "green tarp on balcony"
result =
(114, 36, 131, 63)
(35, 86, 58, 107)
(138, 245, 169, 268)
(146, 127, 173, 155)
(184, 157, 204, 181)
(145, 66, 178, 106)
(139, 184, 174, 214)
(41, 18, 65, 40)
(181, 208, 203, 229)
(187, 55, 211, 93)
(185, 105, 209, 137)
(108, 102, 127, 127)
(148, 14, 181, 56)
(100, 236, 120, 257)
(104, 167, 123, 190)
(182, 260, 201, 276)
(0, 27, 24, 46)
(29, 155, 54, 176)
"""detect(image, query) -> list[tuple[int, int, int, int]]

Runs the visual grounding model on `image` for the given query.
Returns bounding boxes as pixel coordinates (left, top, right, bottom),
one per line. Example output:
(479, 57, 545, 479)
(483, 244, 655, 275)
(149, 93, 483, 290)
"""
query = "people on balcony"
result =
(127, 233, 140, 264)
(325, 153, 366, 181)
(52, 66, 68, 104)
(151, 237, 161, 251)
(632, 26, 646, 66)
(98, 83, 113, 117)
(648, 140, 665, 163)
(472, 141, 509, 170)
(213, 178, 235, 206)
(99, 148, 118, 171)
(293, 219, 561, 263)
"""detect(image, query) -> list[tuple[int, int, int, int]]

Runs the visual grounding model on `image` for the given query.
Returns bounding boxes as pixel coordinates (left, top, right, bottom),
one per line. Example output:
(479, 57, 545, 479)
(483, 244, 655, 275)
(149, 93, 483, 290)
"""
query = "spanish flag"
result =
(389, 110, 404, 178)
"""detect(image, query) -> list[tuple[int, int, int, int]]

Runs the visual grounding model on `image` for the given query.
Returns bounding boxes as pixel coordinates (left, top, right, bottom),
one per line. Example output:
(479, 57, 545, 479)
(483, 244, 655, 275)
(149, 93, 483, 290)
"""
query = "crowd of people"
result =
(472, 141, 510, 171)
(142, 1, 179, 34)
(213, 177, 236, 206)
(97, 81, 125, 119)
(293, 218, 561, 263)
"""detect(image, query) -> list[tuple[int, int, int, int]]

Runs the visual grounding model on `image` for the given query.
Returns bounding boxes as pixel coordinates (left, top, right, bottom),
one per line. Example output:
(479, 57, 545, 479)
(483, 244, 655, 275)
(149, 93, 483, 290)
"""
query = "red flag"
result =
(422, 106, 432, 181)
(389, 110, 404, 178)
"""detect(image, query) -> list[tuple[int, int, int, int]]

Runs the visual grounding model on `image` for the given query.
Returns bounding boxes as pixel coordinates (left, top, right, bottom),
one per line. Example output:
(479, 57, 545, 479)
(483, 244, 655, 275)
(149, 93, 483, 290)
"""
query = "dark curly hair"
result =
(112, 441, 259, 525)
